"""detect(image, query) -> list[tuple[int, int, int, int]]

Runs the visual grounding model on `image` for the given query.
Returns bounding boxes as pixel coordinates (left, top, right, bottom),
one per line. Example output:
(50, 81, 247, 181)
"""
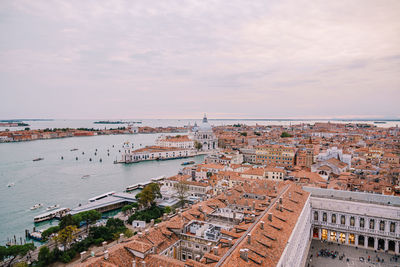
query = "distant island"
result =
(0, 122, 29, 127)
(94, 120, 126, 124)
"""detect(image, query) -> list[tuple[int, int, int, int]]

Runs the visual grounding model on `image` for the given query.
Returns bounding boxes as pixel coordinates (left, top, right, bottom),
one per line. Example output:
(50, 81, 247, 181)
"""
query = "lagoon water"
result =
(0, 133, 204, 245)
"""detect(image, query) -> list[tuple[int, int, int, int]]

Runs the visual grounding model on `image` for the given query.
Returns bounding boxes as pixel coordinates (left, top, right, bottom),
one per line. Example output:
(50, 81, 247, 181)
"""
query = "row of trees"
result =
(0, 243, 35, 267)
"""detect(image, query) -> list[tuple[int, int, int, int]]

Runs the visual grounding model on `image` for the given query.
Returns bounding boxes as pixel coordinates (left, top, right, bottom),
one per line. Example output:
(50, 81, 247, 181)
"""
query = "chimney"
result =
(247, 234, 251, 244)
(104, 250, 109, 260)
(163, 214, 168, 221)
(120, 233, 125, 242)
(132, 260, 136, 267)
(260, 221, 264, 230)
(228, 238, 232, 247)
(138, 232, 143, 238)
(233, 212, 236, 221)
(268, 213, 273, 222)
(145, 229, 149, 235)
(150, 219, 154, 227)
(80, 251, 87, 262)
(280, 204, 283, 212)
(276, 203, 279, 210)
(289, 192, 292, 199)
(213, 246, 219, 256)
(154, 224, 159, 229)
(268, 197, 271, 204)
(279, 197, 282, 204)
(252, 201, 255, 210)
(102, 241, 107, 251)
(240, 249, 249, 262)
(142, 261, 146, 267)
(198, 205, 202, 212)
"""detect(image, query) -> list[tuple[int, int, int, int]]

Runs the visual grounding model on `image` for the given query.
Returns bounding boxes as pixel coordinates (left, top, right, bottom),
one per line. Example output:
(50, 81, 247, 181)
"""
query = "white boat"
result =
(30, 203, 43, 210)
(46, 204, 60, 211)
(81, 175, 90, 179)
(7, 182, 15, 187)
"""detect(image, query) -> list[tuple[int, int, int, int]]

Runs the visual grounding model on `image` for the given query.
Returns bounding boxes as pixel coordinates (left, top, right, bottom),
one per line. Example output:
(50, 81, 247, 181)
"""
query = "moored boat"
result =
(70, 148, 78, 151)
(181, 161, 195, 165)
(46, 204, 60, 211)
(30, 203, 43, 210)
(33, 157, 44, 162)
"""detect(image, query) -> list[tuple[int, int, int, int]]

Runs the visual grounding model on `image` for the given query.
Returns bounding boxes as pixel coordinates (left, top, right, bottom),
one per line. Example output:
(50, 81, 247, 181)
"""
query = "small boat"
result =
(33, 158, 44, 162)
(7, 182, 15, 187)
(181, 161, 195, 165)
(81, 175, 90, 179)
(46, 204, 60, 211)
(70, 148, 78, 151)
(30, 203, 43, 210)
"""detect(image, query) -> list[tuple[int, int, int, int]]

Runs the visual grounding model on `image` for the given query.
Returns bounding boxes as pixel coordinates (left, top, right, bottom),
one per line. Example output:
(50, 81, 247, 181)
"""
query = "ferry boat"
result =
(28, 230, 43, 241)
(7, 182, 15, 187)
(33, 157, 44, 162)
(30, 203, 43, 210)
(46, 204, 60, 211)
(181, 161, 195, 165)
(34, 207, 70, 223)
(88, 191, 116, 202)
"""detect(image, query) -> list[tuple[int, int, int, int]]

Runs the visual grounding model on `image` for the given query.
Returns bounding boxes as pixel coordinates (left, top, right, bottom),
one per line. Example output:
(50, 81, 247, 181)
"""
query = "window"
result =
(350, 217, 355, 226)
(390, 222, 396, 233)
(341, 215, 346, 225)
(380, 221, 385, 231)
(331, 214, 336, 224)
(314, 211, 319, 221)
(323, 212, 327, 222)
(369, 219, 375, 230)
(360, 218, 365, 228)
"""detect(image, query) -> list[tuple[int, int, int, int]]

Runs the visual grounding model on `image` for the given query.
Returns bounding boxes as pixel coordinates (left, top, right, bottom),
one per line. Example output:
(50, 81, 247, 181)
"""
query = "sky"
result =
(0, 0, 399, 120)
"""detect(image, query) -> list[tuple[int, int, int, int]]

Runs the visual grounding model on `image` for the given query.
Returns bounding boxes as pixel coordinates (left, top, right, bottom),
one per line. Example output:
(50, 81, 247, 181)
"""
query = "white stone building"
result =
(190, 114, 218, 151)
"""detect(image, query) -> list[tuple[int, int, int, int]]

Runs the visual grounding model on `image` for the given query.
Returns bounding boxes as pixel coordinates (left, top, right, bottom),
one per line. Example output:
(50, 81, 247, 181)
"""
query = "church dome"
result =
(198, 114, 212, 132)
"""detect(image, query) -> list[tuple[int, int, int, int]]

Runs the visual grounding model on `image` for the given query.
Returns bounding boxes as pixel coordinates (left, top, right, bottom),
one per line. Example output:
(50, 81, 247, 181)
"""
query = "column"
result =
(318, 228, 322, 239)
(385, 239, 389, 251)
(355, 235, 359, 246)
(395, 241, 399, 254)
(365, 236, 368, 249)
(345, 233, 349, 245)
(374, 238, 378, 250)
(328, 230, 331, 241)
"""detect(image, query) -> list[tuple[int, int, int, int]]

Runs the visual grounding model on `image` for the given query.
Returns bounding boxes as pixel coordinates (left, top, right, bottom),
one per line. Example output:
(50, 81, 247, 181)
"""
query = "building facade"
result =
(306, 187, 400, 254)
(191, 115, 218, 151)
(255, 144, 296, 168)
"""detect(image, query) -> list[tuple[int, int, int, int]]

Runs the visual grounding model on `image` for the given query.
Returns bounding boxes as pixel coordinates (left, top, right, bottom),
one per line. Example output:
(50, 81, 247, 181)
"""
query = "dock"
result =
(34, 208, 70, 223)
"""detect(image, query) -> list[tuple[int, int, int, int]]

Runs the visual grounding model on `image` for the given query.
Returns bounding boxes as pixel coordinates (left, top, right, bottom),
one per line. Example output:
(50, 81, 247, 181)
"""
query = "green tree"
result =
(280, 132, 292, 138)
(24, 127, 30, 131)
(165, 206, 172, 214)
(121, 204, 133, 216)
(37, 246, 53, 265)
(194, 141, 203, 151)
(1, 243, 35, 267)
(79, 210, 101, 232)
(137, 183, 161, 208)
(42, 226, 60, 240)
(54, 225, 78, 250)
(240, 132, 247, 136)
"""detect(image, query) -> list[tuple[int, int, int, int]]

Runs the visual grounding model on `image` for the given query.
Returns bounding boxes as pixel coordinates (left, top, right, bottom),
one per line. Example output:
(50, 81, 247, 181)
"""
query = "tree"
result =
(240, 132, 247, 136)
(79, 210, 101, 232)
(38, 246, 53, 266)
(42, 226, 60, 240)
(175, 181, 189, 208)
(137, 183, 161, 208)
(280, 132, 292, 138)
(1, 243, 35, 267)
(24, 127, 30, 131)
(121, 204, 133, 216)
(54, 225, 78, 250)
(194, 141, 203, 151)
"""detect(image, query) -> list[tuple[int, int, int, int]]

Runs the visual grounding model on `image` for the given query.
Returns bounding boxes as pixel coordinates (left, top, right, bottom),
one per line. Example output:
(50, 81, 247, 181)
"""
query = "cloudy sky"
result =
(1, 0, 399, 119)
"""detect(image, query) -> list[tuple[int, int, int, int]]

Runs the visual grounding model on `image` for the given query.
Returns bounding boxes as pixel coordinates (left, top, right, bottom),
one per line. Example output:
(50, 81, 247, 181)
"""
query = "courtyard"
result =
(306, 239, 400, 267)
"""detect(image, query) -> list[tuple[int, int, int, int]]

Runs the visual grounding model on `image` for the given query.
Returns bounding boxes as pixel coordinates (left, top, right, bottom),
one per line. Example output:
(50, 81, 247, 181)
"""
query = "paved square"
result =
(306, 240, 400, 267)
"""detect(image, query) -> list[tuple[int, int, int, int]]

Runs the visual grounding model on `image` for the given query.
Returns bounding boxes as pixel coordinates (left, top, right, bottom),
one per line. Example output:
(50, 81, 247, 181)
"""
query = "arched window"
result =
(314, 211, 319, 221)
(331, 214, 336, 224)
(390, 222, 396, 233)
(380, 221, 385, 231)
(350, 216, 355, 226)
(341, 215, 346, 225)
(323, 212, 327, 222)
(360, 218, 365, 228)
(369, 219, 375, 230)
